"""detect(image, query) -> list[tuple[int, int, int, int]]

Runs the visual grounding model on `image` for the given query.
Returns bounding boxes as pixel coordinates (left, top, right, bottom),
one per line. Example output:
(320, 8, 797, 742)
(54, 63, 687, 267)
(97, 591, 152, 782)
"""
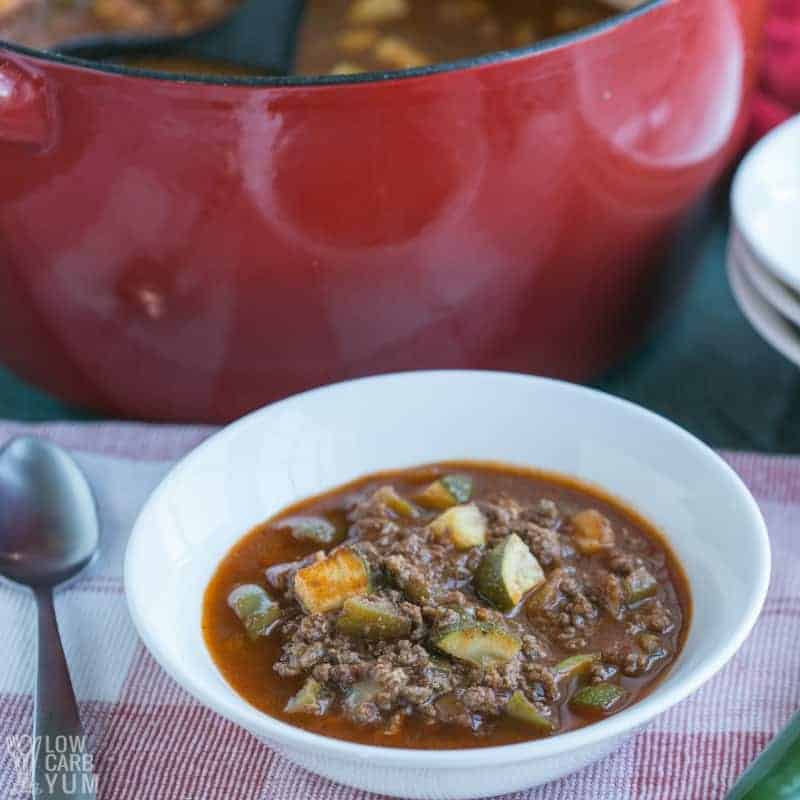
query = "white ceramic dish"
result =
(731, 113, 800, 292)
(730, 226, 800, 328)
(728, 245, 800, 369)
(125, 371, 770, 800)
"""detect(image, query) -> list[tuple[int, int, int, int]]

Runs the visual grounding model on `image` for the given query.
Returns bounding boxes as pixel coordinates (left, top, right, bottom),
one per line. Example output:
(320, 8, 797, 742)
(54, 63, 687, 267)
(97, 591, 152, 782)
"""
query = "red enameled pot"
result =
(0, 0, 766, 422)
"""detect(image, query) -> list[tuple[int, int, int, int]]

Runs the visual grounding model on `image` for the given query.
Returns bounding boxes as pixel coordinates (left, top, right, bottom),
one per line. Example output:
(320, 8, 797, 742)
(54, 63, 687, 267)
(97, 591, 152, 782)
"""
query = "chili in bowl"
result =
(124, 371, 769, 799)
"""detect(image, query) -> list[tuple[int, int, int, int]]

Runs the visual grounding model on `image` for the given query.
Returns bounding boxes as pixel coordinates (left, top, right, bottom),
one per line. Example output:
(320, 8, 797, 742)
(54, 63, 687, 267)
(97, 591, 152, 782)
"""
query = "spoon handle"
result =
(33, 588, 96, 800)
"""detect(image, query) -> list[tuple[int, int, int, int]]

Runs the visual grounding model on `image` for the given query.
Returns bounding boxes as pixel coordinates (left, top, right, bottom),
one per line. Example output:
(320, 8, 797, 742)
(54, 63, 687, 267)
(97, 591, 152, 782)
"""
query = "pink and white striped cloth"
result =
(0, 421, 797, 800)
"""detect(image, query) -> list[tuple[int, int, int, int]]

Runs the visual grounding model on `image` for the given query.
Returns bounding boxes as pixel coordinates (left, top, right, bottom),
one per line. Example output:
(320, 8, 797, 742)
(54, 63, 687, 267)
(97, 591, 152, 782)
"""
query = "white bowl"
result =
(125, 371, 770, 800)
(731, 113, 800, 292)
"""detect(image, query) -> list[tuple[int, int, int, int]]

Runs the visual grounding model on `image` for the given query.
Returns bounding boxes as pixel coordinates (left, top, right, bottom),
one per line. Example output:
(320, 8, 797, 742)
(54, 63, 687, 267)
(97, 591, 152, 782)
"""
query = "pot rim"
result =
(0, 0, 663, 87)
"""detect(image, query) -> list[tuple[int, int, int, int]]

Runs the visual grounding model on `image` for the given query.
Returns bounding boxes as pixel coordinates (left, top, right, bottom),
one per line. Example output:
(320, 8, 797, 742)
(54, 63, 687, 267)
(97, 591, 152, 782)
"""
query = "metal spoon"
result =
(54, 0, 306, 76)
(0, 437, 99, 800)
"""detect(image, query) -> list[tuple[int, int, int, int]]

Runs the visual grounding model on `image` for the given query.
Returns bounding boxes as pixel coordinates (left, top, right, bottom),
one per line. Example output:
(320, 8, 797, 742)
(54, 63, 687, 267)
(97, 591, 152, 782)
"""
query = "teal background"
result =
(3, 206, 798, 452)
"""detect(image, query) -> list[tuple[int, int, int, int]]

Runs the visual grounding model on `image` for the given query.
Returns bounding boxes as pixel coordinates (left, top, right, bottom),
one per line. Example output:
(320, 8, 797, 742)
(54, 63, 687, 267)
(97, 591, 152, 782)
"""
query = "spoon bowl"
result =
(0, 436, 98, 587)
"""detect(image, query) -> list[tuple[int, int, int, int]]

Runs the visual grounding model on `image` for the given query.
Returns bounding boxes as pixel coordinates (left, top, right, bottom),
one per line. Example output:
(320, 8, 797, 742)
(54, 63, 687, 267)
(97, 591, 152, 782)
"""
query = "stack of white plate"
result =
(729, 114, 800, 366)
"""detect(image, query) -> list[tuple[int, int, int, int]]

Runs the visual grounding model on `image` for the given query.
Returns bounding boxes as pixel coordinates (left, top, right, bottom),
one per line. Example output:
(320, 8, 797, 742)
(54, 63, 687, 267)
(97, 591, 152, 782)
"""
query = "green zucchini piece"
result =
(373, 486, 417, 518)
(227, 584, 281, 640)
(475, 533, 545, 611)
(287, 516, 340, 545)
(571, 509, 615, 555)
(416, 475, 473, 510)
(336, 596, 412, 640)
(554, 653, 600, 680)
(344, 679, 381, 710)
(570, 683, 626, 716)
(504, 690, 556, 733)
(400, 574, 432, 605)
(527, 573, 561, 612)
(285, 678, 329, 715)
(429, 503, 487, 550)
(433, 622, 521, 667)
(623, 566, 659, 604)
(441, 475, 473, 504)
(293, 547, 370, 613)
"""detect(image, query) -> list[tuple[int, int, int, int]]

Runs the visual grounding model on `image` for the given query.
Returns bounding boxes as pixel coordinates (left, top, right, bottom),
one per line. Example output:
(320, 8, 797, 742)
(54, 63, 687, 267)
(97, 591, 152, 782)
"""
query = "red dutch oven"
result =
(0, 0, 766, 422)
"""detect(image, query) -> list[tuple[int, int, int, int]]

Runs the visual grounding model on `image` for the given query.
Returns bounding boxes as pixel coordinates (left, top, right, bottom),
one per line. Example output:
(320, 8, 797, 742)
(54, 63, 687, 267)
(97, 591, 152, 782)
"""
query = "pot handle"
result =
(0, 55, 56, 148)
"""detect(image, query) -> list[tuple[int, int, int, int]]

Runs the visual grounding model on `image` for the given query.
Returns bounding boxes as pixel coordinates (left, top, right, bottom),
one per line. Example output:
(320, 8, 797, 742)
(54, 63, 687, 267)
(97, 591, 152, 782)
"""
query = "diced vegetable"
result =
(400, 574, 431, 605)
(571, 509, 615, 555)
(416, 474, 473, 510)
(384, 556, 432, 603)
(374, 35, 430, 69)
(442, 474, 473, 503)
(434, 692, 469, 724)
(373, 486, 417, 518)
(429, 504, 487, 549)
(554, 653, 600, 680)
(570, 683, 627, 716)
(337, 28, 380, 53)
(285, 678, 329, 715)
(504, 690, 556, 733)
(603, 573, 625, 619)
(527, 572, 561, 612)
(287, 516, 340, 545)
(293, 547, 370, 613)
(475, 533, 545, 611)
(348, 0, 409, 25)
(638, 633, 662, 655)
(344, 680, 381, 710)
(330, 62, 363, 75)
(623, 566, 659, 604)
(227, 584, 281, 640)
(336, 596, 412, 640)
(433, 622, 521, 667)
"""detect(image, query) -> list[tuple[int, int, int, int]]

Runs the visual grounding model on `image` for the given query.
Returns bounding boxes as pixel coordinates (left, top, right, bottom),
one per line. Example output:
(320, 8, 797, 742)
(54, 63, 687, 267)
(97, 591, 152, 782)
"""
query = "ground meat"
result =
(435, 694, 475, 728)
(634, 600, 674, 634)
(479, 493, 524, 526)
(598, 571, 626, 619)
(521, 633, 550, 660)
(514, 521, 563, 567)
(523, 498, 561, 529)
(603, 641, 655, 677)
(269, 483, 683, 735)
(461, 686, 501, 714)
(528, 570, 599, 649)
(608, 553, 637, 576)
(350, 701, 381, 725)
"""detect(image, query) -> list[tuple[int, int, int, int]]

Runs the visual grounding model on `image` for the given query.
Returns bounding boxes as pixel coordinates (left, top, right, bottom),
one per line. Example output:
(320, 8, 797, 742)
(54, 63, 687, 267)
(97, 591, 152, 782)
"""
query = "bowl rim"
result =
(731, 113, 800, 295)
(0, 0, 664, 87)
(124, 370, 771, 768)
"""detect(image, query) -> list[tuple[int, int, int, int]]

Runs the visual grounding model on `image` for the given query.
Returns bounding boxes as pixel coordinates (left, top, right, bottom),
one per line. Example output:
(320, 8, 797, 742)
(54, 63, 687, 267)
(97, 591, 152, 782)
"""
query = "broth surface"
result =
(204, 462, 690, 749)
(1, 0, 632, 75)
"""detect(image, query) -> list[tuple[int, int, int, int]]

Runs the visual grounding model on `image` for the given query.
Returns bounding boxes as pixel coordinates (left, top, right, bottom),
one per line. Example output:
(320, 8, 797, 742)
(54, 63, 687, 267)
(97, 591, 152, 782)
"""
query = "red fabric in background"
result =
(752, 0, 800, 140)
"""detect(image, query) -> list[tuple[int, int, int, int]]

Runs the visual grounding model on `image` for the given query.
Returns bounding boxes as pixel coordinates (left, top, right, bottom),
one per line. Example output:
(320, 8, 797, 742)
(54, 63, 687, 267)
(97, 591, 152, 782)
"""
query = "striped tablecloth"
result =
(0, 421, 797, 800)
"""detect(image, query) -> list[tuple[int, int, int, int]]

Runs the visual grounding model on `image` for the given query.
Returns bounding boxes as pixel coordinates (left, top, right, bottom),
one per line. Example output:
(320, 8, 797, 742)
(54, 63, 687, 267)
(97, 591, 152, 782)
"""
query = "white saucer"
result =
(731, 113, 800, 292)
(727, 244, 800, 368)
(730, 226, 800, 328)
